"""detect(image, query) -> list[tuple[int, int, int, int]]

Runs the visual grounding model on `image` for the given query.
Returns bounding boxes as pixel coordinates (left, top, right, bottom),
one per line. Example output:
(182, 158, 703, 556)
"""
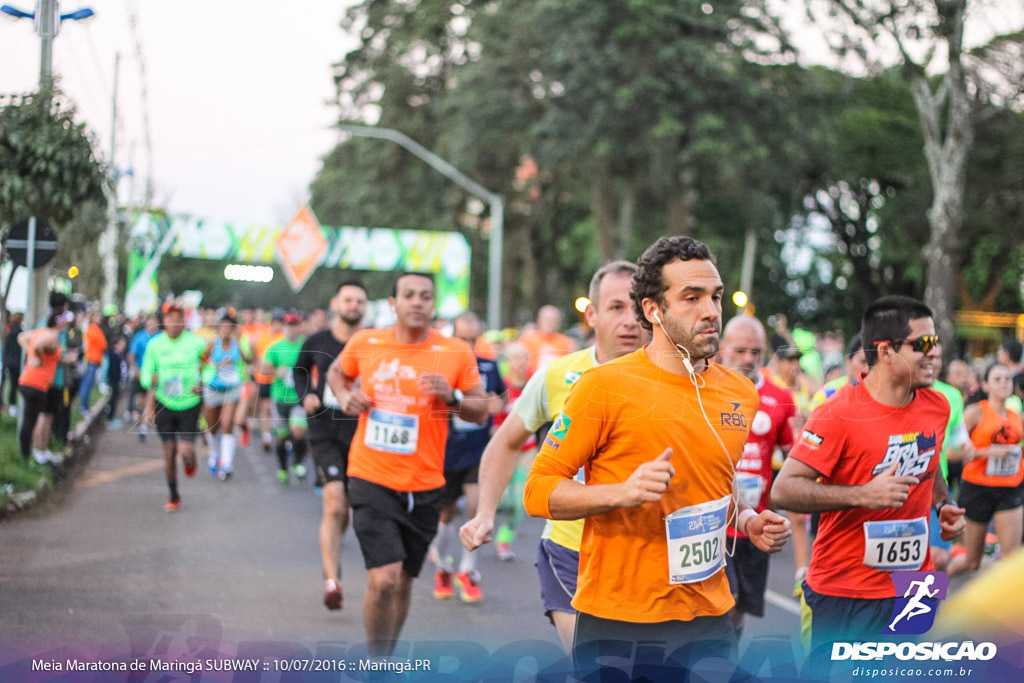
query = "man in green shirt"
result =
(140, 303, 209, 512)
(261, 311, 308, 486)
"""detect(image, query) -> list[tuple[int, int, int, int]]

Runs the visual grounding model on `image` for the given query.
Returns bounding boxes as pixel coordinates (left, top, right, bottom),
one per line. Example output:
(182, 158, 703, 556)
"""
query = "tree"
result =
(0, 87, 107, 329)
(805, 0, 1024, 359)
(321, 0, 798, 322)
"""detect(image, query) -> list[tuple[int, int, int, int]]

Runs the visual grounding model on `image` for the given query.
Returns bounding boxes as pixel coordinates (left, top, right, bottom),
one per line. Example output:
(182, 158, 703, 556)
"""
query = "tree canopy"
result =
(312, 0, 1024, 337)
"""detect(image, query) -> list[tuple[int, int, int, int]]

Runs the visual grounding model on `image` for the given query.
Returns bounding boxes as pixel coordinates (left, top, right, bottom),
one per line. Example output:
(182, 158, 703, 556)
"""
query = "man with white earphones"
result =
(524, 236, 791, 678)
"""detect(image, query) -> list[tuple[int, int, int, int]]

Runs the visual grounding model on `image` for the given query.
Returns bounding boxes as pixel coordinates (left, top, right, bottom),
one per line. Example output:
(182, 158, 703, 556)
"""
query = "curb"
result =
(0, 394, 109, 518)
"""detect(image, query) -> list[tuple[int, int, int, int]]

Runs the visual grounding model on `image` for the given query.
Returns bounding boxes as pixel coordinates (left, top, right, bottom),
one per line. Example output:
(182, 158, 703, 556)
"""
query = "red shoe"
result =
(164, 499, 181, 512)
(454, 572, 482, 603)
(324, 579, 343, 610)
(183, 454, 197, 477)
(240, 426, 251, 447)
(433, 570, 454, 599)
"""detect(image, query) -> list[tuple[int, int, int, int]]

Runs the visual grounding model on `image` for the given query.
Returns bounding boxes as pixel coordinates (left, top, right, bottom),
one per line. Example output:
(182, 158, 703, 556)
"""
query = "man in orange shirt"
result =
(524, 237, 790, 676)
(518, 305, 575, 377)
(80, 309, 108, 418)
(252, 312, 284, 451)
(328, 272, 488, 657)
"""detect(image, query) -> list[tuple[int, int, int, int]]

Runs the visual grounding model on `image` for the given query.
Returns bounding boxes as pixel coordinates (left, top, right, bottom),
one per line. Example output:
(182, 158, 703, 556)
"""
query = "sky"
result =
(0, 0, 358, 227)
(1, 0, 1021, 232)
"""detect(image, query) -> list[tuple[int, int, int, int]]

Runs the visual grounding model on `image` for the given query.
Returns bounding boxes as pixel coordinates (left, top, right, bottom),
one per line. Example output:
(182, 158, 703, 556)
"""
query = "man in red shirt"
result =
(771, 295, 965, 656)
(719, 315, 795, 638)
(328, 272, 487, 657)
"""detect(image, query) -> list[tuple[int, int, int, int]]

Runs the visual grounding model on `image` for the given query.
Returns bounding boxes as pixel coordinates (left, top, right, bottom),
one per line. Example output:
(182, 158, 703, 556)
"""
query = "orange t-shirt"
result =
(84, 323, 107, 364)
(253, 331, 282, 384)
(340, 327, 481, 492)
(19, 330, 60, 392)
(524, 348, 759, 623)
(963, 400, 1024, 487)
(519, 330, 574, 377)
(473, 336, 497, 360)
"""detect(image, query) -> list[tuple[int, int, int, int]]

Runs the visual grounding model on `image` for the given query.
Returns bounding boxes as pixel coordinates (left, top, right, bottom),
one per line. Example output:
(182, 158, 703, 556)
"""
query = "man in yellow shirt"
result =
(460, 260, 644, 649)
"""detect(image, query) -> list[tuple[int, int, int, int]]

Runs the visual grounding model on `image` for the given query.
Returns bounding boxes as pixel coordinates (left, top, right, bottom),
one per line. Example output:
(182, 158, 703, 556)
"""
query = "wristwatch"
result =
(934, 498, 954, 516)
(446, 388, 464, 408)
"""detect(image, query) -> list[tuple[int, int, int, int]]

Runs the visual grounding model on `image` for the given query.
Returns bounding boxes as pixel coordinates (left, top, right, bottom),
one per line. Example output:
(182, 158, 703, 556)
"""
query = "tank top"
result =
(208, 338, 242, 390)
(19, 330, 60, 392)
(963, 399, 1024, 487)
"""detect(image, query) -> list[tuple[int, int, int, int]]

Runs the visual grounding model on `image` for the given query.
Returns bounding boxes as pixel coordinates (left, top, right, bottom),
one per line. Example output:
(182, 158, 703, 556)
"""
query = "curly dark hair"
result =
(631, 236, 716, 331)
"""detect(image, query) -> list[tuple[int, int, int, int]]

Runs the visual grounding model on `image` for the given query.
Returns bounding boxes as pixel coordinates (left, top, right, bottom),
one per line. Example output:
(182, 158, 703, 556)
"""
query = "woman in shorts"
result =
(947, 362, 1023, 576)
(203, 315, 251, 480)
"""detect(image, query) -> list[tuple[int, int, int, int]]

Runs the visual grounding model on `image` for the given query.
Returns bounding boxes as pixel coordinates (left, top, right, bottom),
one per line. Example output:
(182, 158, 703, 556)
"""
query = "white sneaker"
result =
(33, 450, 62, 465)
(8, 406, 16, 418)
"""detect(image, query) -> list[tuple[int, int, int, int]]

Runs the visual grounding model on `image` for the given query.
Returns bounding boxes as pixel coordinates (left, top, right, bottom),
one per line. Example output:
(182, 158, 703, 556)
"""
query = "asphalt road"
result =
(0, 423, 804, 677)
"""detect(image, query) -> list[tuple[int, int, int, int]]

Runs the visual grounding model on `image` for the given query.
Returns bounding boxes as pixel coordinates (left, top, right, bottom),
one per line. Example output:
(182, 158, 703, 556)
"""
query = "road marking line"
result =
(76, 460, 164, 489)
(765, 589, 802, 616)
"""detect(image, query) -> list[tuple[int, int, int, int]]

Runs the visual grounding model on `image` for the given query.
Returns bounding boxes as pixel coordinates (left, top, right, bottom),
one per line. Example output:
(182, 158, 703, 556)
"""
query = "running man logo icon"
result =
(884, 571, 949, 635)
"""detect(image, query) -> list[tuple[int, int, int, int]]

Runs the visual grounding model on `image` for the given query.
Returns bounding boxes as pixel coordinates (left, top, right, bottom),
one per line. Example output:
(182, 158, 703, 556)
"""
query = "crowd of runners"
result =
(4, 233, 1024, 674)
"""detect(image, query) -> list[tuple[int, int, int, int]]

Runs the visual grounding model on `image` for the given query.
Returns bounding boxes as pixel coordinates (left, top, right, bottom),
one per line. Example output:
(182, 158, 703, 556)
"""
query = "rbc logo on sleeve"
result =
(884, 571, 949, 635)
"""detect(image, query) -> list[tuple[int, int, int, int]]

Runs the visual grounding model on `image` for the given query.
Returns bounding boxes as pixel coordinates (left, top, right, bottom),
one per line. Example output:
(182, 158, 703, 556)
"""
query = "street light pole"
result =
(38, 0, 55, 88)
(29, 0, 57, 330)
(100, 51, 120, 308)
(336, 124, 505, 329)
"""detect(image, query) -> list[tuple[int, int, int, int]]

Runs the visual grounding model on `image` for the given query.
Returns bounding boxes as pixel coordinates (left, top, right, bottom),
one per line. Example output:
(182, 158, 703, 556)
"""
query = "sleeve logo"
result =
(800, 430, 824, 447)
(549, 413, 572, 441)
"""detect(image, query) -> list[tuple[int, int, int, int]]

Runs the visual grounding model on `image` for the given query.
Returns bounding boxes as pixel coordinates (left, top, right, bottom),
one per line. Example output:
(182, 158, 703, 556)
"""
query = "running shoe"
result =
(208, 456, 219, 477)
(240, 425, 251, 447)
(138, 425, 147, 442)
(984, 532, 1000, 558)
(218, 470, 233, 482)
(433, 570, 454, 599)
(324, 579, 343, 611)
(454, 572, 482, 603)
(165, 499, 181, 512)
(495, 542, 516, 562)
(262, 434, 272, 452)
(293, 463, 307, 480)
(183, 454, 197, 477)
(277, 469, 289, 487)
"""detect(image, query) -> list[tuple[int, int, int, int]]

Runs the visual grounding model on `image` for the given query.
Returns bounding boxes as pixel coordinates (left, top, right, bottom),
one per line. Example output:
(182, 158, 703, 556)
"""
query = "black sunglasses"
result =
(873, 335, 941, 355)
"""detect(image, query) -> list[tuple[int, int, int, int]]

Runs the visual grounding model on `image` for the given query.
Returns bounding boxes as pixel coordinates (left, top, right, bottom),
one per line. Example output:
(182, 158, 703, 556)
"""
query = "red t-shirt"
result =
(339, 327, 480, 492)
(788, 381, 949, 599)
(729, 377, 795, 538)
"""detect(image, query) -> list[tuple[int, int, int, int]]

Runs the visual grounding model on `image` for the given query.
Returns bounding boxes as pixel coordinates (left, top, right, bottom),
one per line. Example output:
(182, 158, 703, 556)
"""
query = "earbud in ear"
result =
(653, 310, 661, 324)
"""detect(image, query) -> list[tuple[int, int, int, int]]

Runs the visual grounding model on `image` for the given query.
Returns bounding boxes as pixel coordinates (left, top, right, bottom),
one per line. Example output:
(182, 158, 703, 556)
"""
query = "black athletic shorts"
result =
(802, 581, 896, 654)
(573, 612, 734, 680)
(257, 382, 272, 399)
(440, 463, 480, 506)
(724, 535, 770, 617)
(153, 401, 201, 443)
(348, 477, 444, 577)
(311, 437, 352, 488)
(959, 479, 1024, 524)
